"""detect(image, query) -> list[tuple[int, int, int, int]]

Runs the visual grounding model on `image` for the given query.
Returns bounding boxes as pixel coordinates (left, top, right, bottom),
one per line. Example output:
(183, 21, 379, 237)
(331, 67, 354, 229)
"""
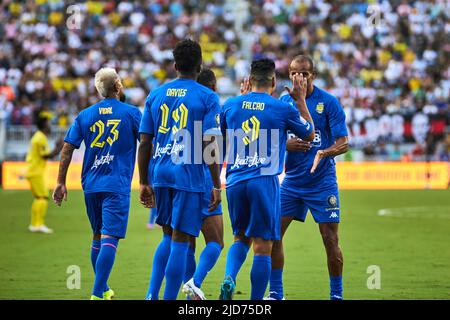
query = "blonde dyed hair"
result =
(94, 68, 120, 98)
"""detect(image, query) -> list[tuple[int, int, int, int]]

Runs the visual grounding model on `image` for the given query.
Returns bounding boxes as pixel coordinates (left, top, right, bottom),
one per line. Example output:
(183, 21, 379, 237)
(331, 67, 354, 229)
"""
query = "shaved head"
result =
(291, 55, 315, 73)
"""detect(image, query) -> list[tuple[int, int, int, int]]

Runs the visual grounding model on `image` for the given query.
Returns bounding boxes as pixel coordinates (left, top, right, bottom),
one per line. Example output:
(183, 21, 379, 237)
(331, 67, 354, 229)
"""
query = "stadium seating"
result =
(0, 0, 448, 162)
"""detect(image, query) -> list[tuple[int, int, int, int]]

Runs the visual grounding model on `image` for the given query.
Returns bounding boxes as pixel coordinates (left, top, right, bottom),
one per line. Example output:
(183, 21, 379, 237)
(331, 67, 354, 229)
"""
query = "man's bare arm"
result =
(43, 138, 64, 160)
(137, 133, 156, 208)
(203, 137, 221, 189)
(203, 137, 222, 212)
(321, 136, 349, 157)
(53, 142, 75, 206)
(310, 136, 349, 174)
(286, 138, 311, 152)
(57, 142, 76, 185)
(138, 133, 153, 185)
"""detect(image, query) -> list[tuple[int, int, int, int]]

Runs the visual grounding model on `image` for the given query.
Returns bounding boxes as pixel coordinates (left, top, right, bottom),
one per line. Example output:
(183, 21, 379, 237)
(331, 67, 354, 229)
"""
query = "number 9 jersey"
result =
(64, 98, 142, 194)
(220, 92, 314, 188)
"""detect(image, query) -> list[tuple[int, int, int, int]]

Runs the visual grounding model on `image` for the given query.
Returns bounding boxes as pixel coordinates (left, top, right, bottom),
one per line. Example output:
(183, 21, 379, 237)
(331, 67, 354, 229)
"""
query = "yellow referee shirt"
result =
(25, 130, 50, 178)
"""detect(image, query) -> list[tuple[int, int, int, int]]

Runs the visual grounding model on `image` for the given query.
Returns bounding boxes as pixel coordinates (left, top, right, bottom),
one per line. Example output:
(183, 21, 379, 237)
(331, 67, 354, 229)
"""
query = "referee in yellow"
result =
(25, 116, 63, 234)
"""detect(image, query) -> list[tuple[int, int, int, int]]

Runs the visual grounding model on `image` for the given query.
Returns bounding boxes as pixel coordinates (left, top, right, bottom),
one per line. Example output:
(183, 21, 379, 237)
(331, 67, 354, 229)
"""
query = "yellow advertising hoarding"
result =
(335, 162, 449, 190)
(1, 161, 449, 190)
(1, 162, 140, 190)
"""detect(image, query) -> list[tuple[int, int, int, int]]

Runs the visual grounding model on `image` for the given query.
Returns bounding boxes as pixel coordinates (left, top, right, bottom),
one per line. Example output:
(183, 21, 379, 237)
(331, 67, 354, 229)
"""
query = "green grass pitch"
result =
(1, 189, 449, 300)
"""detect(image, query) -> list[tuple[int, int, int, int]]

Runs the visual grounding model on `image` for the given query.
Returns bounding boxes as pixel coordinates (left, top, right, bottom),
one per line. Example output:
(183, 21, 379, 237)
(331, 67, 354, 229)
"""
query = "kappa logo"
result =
(316, 102, 324, 114)
(329, 212, 338, 219)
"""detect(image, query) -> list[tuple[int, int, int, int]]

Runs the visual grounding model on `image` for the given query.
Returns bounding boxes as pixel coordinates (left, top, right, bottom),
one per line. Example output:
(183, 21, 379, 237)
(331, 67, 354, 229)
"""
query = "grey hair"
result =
(94, 68, 120, 98)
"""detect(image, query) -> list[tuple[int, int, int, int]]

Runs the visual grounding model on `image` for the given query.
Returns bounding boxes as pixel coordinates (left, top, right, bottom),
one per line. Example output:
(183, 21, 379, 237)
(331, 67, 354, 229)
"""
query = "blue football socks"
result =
(269, 268, 284, 299)
(224, 240, 250, 283)
(92, 237, 118, 298)
(90, 240, 101, 272)
(163, 241, 189, 300)
(250, 255, 271, 300)
(184, 246, 196, 283)
(330, 275, 343, 300)
(193, 241, 222, 288)
(91, 239, 110, 292)
(146, 234, 172, 300)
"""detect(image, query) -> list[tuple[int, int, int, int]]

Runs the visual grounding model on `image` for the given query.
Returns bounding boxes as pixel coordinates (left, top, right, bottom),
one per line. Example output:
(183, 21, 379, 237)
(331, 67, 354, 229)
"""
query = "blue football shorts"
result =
(84, 192, 131, 238)
(226, 175, 280, 241)
(154, 187, 204, 237)
(280, 179, 341, 223)
(151, 187, 222, 226)
(201, 186, 222, 219)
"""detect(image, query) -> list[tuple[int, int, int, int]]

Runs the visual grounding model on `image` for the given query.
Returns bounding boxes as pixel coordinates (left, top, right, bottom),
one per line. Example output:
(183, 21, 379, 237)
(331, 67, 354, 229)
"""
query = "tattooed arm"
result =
(52, 142, 76, 206)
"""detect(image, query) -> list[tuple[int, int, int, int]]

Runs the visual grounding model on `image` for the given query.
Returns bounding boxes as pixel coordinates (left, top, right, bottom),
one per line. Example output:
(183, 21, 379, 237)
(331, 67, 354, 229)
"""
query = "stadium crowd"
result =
(0, 0, 448, 161)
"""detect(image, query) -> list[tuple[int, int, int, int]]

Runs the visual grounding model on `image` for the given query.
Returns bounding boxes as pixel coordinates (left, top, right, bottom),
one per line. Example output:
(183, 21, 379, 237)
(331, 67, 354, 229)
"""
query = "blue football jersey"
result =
(221, 92, 313, 188)
(280, 86, 348, 187)
(139, 78, 221, 193)
(64, 98, 142, 194)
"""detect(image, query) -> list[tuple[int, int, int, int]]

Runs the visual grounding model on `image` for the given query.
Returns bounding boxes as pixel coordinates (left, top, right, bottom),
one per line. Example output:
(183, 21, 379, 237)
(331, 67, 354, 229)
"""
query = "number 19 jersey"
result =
(64, 98, 142, 194)
(139, 78, 221, 193)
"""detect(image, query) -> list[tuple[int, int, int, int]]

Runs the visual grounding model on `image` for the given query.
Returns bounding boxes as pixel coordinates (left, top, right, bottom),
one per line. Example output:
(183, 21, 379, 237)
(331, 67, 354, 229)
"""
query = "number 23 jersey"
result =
(64, 98, 142, 194)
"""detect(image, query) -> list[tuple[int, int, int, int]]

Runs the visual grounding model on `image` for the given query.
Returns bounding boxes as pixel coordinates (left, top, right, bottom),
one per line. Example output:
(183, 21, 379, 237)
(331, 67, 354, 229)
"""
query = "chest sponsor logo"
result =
(287, 130, 321, 147)
(312, 130, 321, 147)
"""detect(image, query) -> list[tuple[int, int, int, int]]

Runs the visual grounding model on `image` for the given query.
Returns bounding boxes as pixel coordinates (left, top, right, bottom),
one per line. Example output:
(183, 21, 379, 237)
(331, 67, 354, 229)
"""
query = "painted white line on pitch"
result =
(377, 207, 450, 219)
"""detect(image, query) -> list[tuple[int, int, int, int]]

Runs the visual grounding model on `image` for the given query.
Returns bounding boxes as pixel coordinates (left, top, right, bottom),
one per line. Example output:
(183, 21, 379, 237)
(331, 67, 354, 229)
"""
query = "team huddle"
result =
(51, 39, 349, 300)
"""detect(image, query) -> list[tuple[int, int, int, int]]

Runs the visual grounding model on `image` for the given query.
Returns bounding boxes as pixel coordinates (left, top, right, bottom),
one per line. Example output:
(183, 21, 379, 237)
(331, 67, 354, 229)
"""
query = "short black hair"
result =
(36, 117, 48, 131)
(291, 55, 315, 73)
(173, 39, 202, 74)
(197, 68, 216, 90)
(250, 58, 276, 87)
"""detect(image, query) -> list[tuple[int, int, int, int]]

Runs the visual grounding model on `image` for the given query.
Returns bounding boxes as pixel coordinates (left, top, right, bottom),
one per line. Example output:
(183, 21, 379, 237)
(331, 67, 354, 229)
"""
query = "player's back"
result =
(221, 92, 313, 187)
(141, 78, 221, 193)
(64, 98, 142, 194)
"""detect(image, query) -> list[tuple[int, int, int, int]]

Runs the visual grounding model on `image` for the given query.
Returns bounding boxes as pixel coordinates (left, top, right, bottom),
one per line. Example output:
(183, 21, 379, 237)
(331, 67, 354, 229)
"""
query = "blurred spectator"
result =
(411, 142, 426, 160)
(376, 141, 389, 158)
(0, 0, 240, 126)
(389, 143, 402, 161)
(434, 133, 450, 162)
(249, 0, 449, 155)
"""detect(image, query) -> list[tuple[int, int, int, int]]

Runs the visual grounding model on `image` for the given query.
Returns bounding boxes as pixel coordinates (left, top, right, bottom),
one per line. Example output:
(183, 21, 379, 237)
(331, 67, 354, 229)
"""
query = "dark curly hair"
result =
(250, 58, 276, 87)
(197, 68, 216, 91)
(173, 39, 202, 75)
(36, 116, 49, 131)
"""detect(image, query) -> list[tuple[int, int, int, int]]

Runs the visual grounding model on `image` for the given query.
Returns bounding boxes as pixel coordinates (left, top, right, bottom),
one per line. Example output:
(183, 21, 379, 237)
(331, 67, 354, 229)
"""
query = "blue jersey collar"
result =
(306, 85, 318, 101)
